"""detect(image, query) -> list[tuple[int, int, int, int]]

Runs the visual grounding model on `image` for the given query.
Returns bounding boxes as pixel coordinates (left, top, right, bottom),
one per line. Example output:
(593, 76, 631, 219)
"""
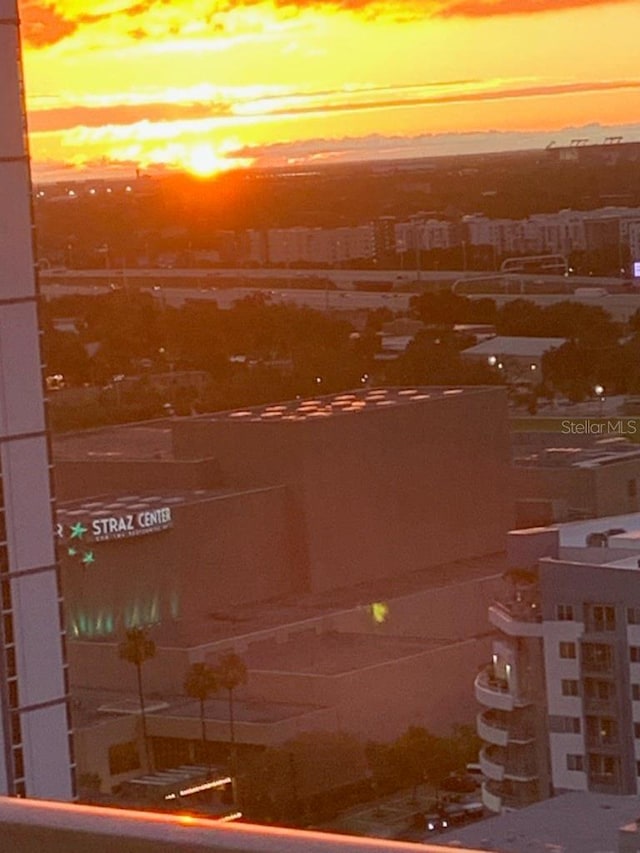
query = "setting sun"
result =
(187, 143, 235, 177)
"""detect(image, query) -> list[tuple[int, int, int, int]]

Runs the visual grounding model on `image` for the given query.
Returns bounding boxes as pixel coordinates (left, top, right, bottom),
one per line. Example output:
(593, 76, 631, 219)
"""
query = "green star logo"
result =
(67, 546, 77, 557)
(69, 522, 88, 540)
(81, 551, 95, 566)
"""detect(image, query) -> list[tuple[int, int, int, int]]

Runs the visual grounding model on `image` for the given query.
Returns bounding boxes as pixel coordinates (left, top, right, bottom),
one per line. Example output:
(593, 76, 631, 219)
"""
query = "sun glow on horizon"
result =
(19, 0, 640, 179)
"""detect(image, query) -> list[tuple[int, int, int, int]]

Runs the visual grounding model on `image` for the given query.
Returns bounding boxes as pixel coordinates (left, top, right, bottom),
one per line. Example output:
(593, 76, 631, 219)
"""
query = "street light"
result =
(594, 384, 605, 416)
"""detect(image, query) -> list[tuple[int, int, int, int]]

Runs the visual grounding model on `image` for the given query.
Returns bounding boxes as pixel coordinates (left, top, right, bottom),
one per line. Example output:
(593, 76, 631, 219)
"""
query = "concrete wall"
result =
(54, 457, 222, 500)
(172, 388, 514, 593)
(512, 458, 640, 520)
(62, 485, 298, 650)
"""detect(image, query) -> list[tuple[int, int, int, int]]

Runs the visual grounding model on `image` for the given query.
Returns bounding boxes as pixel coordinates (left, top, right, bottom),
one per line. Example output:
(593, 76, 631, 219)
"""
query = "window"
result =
(559, 641, 576, 659)
(561, 679, 579, 697)
(635, 723, 640, 739)
(633, 684, 640, 701)
(587, 716, 617, 745)
(108, 742, 141, 776)
(557, 604, 574, 621)
(628, 607, 640, 625)
(549, 715, 581, 734)
(589, 753, 617, 777)
(631, 647, 640, 663)
(582, 642, 613, 672)
(586, 604, 616, 632)
(566, 754, 584, 771)
(585, 678, 614, 701)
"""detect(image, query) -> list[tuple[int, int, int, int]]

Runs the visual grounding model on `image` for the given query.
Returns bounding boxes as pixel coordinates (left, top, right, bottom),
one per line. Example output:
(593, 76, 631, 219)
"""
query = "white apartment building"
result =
(395, 218, 454, 252)
(0, 0, 75, 799)
(266, 225, 375, 266)
(477, 521, 640, 814)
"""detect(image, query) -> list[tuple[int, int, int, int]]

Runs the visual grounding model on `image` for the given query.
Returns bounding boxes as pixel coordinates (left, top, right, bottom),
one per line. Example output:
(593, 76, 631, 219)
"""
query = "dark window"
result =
(5, 646, 15, 680)
(3, 613, 13, 646)
(1, 581, 10, 612)
(633, 684, 640, 701)
(567, 754, 584, 771)
(628, 607, 640, 625)
(582, 642, 614, 671)
(635, 723, 640, 739)
(586, 604, 616, 632)
(562, 679, 579, 697)
(631, 647, 640, 663)
(587, 716, 617, 744)
(549, 715, 581, 734)
(108, 742, 141, 776)
(557, 604, 574, 621)
(10, 713, 21, 746)
(559, 641, 576, 659)
(589, 753, 616, 776)
(585, 678, 614, 701)
(13, 747, 23, 780)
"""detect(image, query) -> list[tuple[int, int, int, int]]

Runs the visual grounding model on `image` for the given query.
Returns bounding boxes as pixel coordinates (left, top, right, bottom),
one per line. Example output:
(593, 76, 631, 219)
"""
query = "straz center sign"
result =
(59, 507, 173, 544)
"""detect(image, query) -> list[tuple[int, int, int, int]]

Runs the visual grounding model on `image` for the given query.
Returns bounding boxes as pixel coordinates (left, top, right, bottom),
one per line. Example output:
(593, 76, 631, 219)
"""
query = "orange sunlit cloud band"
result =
(20, 0, 636, 48)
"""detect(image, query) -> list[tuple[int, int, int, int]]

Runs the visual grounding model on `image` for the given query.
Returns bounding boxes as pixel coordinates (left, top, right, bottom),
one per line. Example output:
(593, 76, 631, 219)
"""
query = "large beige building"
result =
(52, 385, 514, 791)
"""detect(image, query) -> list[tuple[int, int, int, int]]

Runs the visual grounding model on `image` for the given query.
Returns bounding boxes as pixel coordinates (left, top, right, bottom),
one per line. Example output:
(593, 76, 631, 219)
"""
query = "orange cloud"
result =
(20, 0, 636, 49)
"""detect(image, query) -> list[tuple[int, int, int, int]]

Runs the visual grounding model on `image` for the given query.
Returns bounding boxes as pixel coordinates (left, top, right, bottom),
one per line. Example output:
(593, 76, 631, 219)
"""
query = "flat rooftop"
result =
(190, 385, 493, 424)
(178, 551, 506, 647)
(53, 420, 174, 461)
(72, 686, 328, 729)
(556, 512, 640, 548)
(52, 385, 501, 459)
(462, 335, 566, 358)
(240, 631, 444, 677)
(57, 486, 276, 526)
(437, 790, 640, 852)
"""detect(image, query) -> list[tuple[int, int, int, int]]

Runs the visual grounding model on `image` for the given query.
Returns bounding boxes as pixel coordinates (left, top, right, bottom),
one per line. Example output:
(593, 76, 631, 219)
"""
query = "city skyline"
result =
(20, 0, 640, 181)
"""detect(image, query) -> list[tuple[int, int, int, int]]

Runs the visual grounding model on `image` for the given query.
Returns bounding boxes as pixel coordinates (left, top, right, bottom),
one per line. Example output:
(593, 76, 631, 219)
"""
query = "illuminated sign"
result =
(633, 260, 640, 279)
(57, 506, 173, 545)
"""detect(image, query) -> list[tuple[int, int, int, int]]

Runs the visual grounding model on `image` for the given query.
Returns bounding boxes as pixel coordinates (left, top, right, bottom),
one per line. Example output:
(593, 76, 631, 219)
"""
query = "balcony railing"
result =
(477, 710, 509, 747)
(482, 780, 539, 813)
(0, 797, 486, 853)
(489, 600, 542, 638)
(474, 666, 514, 712)
(583, 696, 616, 714)
(480, 746, 505, 781)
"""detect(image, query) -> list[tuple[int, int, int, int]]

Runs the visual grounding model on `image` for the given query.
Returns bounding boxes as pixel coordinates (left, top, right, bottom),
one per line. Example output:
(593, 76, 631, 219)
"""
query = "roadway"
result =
(40, 268, 640, 319)
(41, 281, 414, 312)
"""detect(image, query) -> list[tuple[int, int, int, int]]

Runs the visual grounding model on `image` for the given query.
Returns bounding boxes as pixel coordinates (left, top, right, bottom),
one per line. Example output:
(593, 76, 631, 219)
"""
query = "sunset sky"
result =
(19, 0, 640, 181)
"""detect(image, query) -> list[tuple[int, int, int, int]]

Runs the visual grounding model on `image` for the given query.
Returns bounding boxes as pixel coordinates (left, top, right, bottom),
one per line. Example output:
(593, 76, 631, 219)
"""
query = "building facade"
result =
(0, 1, 74, 799)
(476, 523, 640, 813)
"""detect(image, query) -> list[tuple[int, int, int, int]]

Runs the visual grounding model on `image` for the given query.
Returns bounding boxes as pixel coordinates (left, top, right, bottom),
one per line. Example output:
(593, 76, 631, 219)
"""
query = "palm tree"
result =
(119, 626, 156, 770)
(184, 662, 218, 762)
(216, 652, 247, 771)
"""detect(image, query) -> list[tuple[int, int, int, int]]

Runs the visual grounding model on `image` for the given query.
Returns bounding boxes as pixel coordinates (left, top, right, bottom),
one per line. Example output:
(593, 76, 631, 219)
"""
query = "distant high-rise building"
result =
(0, 0, 74, 798)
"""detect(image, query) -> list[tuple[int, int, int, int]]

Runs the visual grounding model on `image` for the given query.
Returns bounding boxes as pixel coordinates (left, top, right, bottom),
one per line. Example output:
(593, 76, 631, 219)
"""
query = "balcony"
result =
(481, 780, 503, 813)
(488, 600, 542, 638)
(474, 665, 533, 711)
(475, 665, 513, 711)
(480, 746, 505, 781)
(583, 696, 616, 715)
(477, 709, 535, 747)
(482, 780, 540, 814)
(477, 709, 509, 747)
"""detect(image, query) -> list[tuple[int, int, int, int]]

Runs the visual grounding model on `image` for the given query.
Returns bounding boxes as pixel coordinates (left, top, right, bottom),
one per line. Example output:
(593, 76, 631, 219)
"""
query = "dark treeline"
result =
(42, 289, 639, 431)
